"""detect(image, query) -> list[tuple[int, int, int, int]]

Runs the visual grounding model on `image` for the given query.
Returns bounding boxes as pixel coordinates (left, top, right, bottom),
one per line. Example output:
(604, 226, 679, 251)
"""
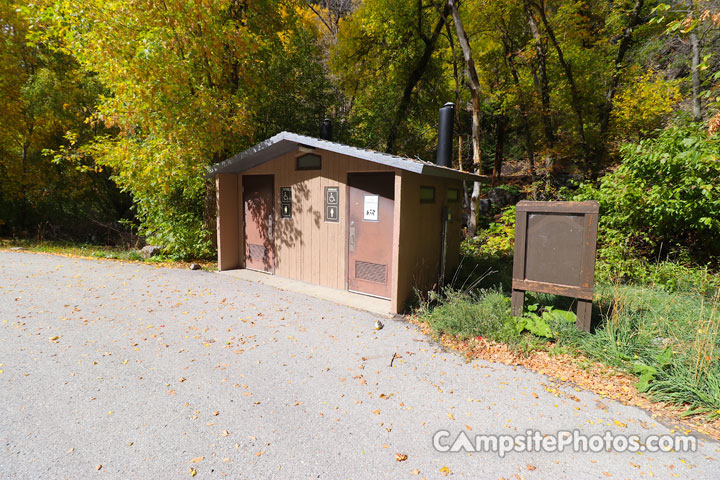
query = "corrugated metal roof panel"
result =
(208, 131, 488, 183)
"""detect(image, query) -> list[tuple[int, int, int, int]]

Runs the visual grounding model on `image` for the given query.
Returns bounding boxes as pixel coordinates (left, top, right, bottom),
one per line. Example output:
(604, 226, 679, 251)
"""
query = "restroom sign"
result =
(363, 195, 379, 221)
(325, 186, 339, 222)
(280, 187, 292, 219)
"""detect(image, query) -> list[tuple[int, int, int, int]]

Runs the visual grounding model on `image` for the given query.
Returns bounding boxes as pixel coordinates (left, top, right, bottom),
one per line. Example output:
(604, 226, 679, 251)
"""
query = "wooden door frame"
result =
(345, 171, 395, 299)
(242, 174, 275, 274)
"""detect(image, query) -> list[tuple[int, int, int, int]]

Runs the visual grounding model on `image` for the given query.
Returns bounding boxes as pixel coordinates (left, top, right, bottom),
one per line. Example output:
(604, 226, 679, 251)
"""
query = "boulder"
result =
(189, 263, 201, 271)
(140, 245, 163, 258)
(477, 199, 491, 215)
(487, 187, 510, 208)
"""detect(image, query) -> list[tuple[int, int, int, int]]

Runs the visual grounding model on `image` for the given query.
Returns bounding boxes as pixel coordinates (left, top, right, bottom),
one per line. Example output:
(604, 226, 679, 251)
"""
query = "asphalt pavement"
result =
(1, 251, 718, 479)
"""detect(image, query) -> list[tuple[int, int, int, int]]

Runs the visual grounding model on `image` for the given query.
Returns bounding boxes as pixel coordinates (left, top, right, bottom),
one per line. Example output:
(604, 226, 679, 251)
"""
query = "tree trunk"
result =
(386, 5, 449, 153)
(448, 0, 483, 237)
(596, 0, 645, 170)
(533, 0, 591, 173)
(492, 114, 506, 185)
(524, 1, 554, 147)
(686, 0, 702, 121)
(503, 35, 536, 180)
(19, 142, 28, 228)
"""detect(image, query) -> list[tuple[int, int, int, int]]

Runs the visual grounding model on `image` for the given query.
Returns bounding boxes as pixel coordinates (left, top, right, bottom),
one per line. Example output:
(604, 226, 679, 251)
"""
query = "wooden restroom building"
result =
(210, 121, 483, 314)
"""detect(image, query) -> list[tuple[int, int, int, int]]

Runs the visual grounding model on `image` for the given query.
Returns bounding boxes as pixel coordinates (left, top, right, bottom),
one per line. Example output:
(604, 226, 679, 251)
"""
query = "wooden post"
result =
(576, 299, 592, 332)
(510, 289, 525, 317)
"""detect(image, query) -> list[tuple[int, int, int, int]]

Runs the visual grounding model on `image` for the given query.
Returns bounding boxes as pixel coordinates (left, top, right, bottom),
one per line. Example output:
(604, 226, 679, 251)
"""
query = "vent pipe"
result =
(320, 118, 333, 141)
(436, 102, 455, 167)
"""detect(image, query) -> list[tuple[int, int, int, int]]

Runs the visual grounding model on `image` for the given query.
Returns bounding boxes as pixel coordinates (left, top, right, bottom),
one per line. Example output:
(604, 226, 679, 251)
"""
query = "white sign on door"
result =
(363, 195, 379, 221)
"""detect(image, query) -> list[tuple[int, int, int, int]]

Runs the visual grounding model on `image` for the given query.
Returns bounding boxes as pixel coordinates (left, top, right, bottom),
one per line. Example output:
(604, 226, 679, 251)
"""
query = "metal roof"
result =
(208, 131, 488, 183)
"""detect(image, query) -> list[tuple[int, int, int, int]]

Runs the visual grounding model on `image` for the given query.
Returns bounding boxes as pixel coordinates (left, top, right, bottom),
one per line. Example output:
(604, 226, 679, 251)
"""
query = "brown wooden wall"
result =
(217, 147, 465, 314)
(394, 172, 463, 312)
(216, 173, 240, 271)
(240, 149, 395, 290)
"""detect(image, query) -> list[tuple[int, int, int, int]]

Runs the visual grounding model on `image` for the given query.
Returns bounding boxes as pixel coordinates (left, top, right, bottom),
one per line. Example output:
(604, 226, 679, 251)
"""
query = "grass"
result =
(417, 255, 720, 421)
(0, 238, 217, 269)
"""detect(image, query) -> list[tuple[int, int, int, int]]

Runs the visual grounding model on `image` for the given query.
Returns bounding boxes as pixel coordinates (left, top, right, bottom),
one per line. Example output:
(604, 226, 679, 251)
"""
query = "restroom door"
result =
(347, 172, 394, 299)
(243, 175, 275, 273)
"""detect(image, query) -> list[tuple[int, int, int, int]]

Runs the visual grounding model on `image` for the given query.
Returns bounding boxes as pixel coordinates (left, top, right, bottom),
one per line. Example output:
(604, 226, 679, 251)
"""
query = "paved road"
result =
(0, 252, 718, 479)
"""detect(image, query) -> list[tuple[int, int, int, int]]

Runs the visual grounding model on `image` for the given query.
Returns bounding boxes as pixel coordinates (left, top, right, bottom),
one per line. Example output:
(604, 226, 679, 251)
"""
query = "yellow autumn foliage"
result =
(612, 70, 682, 137)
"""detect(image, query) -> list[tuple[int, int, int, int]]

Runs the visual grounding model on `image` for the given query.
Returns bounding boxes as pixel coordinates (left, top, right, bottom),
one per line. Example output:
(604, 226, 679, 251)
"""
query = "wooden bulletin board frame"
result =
(511, 201, 600, 331)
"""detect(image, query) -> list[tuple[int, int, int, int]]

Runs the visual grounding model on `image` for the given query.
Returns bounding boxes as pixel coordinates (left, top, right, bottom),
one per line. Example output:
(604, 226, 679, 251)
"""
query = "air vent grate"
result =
(355, 261, 387, 284)
(248, 243, 266, 262)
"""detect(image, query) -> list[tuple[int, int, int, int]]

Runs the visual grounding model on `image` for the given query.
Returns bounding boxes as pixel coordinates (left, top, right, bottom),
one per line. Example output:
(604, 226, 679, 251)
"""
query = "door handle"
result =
(349, 223, 355, 252)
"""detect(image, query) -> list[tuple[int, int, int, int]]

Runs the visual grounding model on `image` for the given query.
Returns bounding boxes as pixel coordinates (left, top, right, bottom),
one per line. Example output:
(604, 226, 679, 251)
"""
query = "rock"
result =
(487, 187, 510, 208)
(374, 320, 384, 330)
(189, 263, 201, 271)
(477, 199, 491, 215)
(140, 245, 163, 258)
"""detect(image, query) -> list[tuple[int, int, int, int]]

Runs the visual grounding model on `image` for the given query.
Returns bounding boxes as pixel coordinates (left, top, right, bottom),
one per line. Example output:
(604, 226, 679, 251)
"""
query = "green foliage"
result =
(329, 0, 450, 154)
(516, 305, 577, 339)
(24, 0, 334, 257)
(420, 289, 522, 346)
(461, 206, 515, 259)
(418, 281, 720, 418)
(0, 1, 128, 238)
(575, 124, 720, 262)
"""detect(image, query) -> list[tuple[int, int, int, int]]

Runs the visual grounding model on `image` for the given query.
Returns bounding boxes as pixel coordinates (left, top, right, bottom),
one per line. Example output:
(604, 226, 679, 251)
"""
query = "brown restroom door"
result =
(243, 175, 275, 274)
(347, 172, 395, 299)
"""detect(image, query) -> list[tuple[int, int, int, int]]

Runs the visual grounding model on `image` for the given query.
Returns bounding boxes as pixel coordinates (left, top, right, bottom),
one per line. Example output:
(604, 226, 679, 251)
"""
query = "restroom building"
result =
(209, 107, 485, 313)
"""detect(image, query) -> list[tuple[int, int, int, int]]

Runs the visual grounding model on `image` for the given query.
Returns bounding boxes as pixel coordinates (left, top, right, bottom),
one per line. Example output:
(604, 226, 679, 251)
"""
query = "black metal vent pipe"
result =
(320, 118, 333, 140)
(436, 102, 455, 167)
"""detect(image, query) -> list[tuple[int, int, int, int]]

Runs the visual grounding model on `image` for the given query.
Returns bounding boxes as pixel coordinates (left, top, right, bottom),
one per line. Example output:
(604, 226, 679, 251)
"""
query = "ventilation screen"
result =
(355, 261, 387, 284)
(248, 243, 266, 261)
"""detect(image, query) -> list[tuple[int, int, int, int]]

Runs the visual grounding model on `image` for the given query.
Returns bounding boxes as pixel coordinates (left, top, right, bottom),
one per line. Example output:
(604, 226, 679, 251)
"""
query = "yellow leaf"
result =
(189, 456, 204, 463)
(448, 413, 455, 420)
(190, 468, 197, 477)
(440, 466, 452, 475)
(396, 453, 408, 461)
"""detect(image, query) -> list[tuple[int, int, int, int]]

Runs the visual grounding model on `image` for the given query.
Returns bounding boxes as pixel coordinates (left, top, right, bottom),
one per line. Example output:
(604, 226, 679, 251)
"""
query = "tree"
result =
(330, 0, 451, 155)
(31, 0, 333, 257)
(447, 0, 484, 235)
(0, 0, 127, 238)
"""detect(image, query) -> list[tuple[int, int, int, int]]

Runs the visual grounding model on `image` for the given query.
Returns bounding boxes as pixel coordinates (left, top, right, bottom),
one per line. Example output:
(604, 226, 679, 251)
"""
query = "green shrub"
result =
(422, 289, 515, 341)
(575, 123, 720, 262)
(462, 206, 515, 259)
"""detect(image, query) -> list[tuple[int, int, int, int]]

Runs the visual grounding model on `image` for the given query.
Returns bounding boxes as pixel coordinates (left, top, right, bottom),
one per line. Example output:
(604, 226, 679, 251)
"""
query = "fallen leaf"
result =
(448, 413, 455, 420)
(96, 465, 102, 471)
(411, 469, 420, 475)
(190, 467, 197, 477)
(189, 456, 204, 463)
(373, 409, 381, 415)
(527, 464, 537, 471)
(221, 430, 230, 437)
(440, 466, 452, 476)
(396, 453, 408, 462)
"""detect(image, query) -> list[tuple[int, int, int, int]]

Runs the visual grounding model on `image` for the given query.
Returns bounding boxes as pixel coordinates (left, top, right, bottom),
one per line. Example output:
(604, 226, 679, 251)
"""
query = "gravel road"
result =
(0, 251, 718, 479)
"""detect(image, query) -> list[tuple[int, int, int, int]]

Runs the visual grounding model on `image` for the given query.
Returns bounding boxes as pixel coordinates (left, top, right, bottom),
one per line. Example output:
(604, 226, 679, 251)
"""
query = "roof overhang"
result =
(208, 131, 488, 183)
